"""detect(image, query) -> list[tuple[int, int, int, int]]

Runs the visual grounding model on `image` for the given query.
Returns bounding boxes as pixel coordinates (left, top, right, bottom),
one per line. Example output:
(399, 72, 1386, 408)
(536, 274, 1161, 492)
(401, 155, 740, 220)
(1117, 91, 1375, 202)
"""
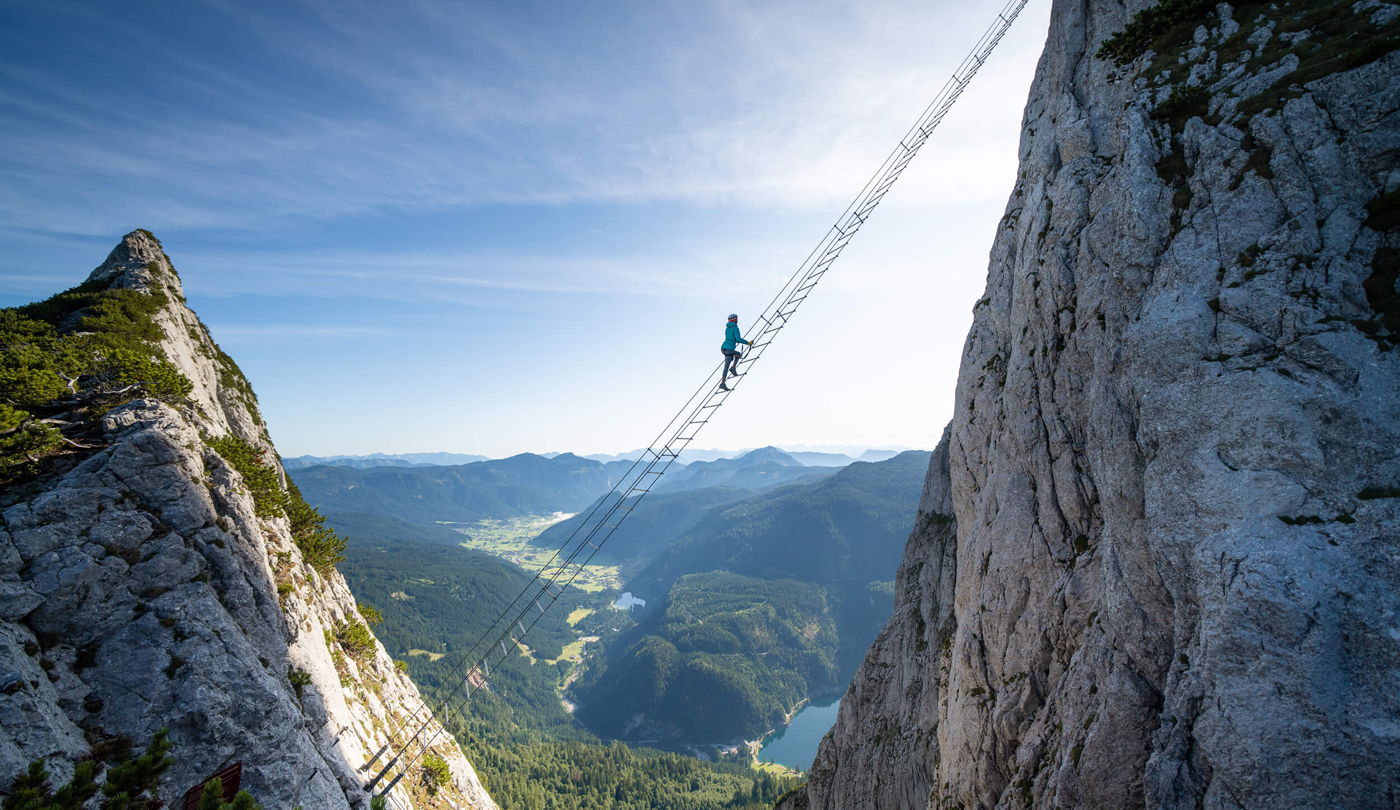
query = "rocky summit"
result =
(785, 1, 1400, 808)
(0, 231, 495, 810)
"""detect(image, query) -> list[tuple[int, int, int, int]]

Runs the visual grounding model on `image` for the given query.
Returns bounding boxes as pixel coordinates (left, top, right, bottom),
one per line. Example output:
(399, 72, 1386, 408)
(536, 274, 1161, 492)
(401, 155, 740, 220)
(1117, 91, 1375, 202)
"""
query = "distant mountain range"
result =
(653, 446, 833, 493)
(531, 447, 835, 575)
(283, 446, 911, 471)
(290, 446, 880, 527)
(282, 451, 489, 469)
(289, 452, 635, 523)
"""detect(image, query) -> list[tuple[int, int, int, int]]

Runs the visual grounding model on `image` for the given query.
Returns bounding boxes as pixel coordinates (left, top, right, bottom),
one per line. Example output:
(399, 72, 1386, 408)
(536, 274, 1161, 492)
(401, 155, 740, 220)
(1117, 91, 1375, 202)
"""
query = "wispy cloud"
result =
(0, 0, 1048, 236)
(0, 0, 1048, 456)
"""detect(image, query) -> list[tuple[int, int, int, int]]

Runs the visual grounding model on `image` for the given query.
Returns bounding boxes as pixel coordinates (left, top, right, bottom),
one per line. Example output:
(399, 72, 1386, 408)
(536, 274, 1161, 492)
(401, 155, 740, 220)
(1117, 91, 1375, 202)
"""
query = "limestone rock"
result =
(0, 236, 496, 810)
(786, 2, 1400, 808)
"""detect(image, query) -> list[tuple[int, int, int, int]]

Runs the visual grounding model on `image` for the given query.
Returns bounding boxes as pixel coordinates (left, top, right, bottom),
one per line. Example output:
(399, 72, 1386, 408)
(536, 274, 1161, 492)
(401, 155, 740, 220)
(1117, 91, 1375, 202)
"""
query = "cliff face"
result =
(1, 232, 496, 810)
(788, 1, 1400, 808)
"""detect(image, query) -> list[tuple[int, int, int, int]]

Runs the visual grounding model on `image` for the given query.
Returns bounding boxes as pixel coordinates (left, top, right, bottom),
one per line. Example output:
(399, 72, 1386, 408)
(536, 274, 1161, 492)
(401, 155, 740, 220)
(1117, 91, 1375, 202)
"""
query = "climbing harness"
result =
(365, 0, 1031, 795)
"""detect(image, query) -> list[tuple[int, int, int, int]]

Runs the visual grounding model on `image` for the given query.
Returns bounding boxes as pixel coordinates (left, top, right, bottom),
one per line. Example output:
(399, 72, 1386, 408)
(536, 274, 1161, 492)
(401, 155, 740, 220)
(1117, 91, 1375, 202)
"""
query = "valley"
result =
(315, 445, 929, 807)
(451, 514, 624, 592)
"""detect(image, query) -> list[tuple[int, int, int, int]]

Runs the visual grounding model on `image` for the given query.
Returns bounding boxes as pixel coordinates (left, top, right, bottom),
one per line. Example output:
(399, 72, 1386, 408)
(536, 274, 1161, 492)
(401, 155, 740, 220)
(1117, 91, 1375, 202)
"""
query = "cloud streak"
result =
(0, 0, 1048, 236)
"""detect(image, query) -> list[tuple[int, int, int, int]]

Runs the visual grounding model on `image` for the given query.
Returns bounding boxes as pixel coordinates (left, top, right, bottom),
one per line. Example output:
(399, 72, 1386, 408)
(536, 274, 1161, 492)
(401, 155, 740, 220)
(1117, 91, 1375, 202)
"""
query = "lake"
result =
(757, 694, 842, 772)
(612, 592, 646, 609)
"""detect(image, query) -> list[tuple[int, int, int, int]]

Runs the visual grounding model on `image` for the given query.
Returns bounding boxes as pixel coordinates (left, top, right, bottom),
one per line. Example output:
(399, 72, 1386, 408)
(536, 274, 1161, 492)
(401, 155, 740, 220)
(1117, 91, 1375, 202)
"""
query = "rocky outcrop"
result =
(1, 232, 496, 810)
(799, 432, 957, 810)
(82, 231, 269, 450)
(786, 2, 1400, 808)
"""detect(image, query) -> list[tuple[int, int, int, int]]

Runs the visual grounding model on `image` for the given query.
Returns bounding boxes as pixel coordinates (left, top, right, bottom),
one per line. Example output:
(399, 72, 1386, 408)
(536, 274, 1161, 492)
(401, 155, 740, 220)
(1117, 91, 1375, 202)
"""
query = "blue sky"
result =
(0, 0, 1051, 457)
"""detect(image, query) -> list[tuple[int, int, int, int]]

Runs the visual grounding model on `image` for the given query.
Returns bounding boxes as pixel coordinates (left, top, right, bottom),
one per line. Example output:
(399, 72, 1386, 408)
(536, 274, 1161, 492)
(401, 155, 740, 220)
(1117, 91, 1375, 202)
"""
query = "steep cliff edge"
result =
(787, 1, 1400, 808)
(1, 231, 496, 810)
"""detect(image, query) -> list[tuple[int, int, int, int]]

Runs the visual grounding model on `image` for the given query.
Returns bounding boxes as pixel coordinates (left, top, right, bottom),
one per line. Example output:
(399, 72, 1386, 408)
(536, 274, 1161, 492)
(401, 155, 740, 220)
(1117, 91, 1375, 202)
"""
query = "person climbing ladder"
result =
(719, 313, 753, 391)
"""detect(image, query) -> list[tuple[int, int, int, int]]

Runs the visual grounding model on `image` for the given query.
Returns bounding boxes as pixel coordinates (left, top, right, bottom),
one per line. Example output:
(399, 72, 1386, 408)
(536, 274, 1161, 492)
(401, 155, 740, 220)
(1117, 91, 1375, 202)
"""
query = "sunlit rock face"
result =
(1, 231, 496, 810)
(784, 1, 1400, 808)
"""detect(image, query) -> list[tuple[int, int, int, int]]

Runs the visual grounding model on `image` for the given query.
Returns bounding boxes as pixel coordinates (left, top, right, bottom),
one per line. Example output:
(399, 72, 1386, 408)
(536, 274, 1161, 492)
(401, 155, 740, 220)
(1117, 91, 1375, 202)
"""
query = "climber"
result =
(719, 313, 753, 391)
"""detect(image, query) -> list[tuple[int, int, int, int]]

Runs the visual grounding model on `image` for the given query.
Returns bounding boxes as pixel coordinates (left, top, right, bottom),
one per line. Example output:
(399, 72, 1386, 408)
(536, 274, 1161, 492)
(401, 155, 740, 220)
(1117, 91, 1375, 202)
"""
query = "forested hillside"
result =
(633, 450, 929, 673)
(506, 451, 931, 745)
(634, 451, 930, 596)
(576, 572, 839, 742)
(337, 522, 590, 737)
(337, 520, 805, 810)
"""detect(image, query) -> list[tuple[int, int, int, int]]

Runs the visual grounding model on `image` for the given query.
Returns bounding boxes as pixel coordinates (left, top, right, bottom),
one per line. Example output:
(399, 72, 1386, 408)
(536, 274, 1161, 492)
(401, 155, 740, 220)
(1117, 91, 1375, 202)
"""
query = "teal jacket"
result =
(722, 321, 750, 351)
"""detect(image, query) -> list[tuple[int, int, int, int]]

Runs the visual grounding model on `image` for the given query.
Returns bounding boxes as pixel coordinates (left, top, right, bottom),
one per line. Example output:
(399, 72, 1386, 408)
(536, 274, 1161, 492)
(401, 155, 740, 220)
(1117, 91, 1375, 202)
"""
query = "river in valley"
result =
(757, 694, 842, 772)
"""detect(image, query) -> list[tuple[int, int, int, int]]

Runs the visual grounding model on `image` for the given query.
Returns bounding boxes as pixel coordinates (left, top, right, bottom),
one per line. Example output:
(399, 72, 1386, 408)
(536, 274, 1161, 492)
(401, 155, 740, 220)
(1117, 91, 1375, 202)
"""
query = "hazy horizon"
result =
(282, 443, 922, 461)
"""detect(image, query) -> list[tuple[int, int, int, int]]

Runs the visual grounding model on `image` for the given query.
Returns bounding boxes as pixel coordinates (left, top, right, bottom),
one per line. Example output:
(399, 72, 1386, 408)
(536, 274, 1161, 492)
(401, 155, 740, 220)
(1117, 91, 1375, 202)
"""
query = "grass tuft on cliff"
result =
(1097, 0, 1217, 65)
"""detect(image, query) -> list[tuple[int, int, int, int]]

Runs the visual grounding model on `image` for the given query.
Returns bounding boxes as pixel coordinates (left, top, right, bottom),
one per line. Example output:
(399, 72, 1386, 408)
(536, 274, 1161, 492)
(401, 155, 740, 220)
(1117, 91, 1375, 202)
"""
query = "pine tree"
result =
(100, 729, 172, 810)
(196, 779, 261, 810)
(4, 731, 171, 810)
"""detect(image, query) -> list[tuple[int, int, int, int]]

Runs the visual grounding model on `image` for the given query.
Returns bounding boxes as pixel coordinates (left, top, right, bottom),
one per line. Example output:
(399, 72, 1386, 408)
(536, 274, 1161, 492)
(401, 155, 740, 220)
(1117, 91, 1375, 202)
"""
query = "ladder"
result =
(365, 0, 1031, 796)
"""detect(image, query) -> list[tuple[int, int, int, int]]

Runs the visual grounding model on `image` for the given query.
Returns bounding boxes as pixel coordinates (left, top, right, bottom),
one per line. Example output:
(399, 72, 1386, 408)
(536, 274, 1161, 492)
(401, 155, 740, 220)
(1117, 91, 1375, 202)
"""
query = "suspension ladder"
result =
(364, 0, 1031, 797)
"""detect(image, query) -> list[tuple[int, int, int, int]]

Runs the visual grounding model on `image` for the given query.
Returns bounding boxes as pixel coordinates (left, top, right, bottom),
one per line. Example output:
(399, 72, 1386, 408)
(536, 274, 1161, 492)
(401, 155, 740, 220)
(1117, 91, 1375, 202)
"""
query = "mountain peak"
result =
(85, 229, 185, 298)
(3, 235, 496, 809)
(81, 230, 265, 447)
(737, 446, 801, 466)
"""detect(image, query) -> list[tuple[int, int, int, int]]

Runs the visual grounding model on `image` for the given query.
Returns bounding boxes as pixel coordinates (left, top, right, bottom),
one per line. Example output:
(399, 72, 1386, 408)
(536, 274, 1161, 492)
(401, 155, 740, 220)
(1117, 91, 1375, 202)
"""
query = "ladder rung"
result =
(366, 755, 399, 791)
(379, 772, 405, 797)
(364, 743, 389, 770)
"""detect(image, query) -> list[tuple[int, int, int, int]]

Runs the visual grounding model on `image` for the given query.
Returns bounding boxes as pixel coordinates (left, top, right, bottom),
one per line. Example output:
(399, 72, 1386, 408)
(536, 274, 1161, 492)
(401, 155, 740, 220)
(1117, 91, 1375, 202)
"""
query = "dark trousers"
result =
(722, 348, 743, 379)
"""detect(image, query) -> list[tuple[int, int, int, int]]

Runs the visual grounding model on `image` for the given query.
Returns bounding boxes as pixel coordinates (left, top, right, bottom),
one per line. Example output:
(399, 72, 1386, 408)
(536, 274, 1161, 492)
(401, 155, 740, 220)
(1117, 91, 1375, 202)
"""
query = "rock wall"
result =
(0, 232, 496, 810)
(787, 1, 1400, 808)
